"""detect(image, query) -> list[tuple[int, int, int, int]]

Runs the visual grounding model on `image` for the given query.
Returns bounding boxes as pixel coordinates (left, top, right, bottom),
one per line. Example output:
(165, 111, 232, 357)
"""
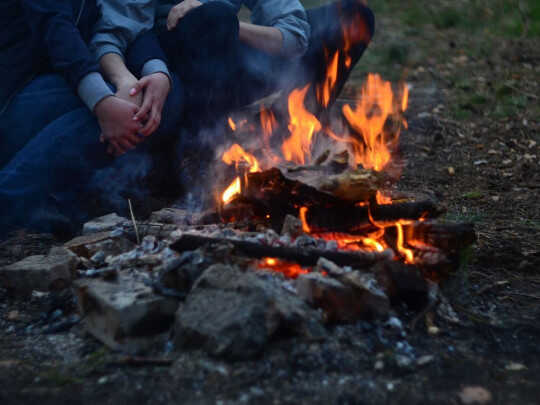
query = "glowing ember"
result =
(259, 257, 309, 279)
(376, 190, 393, 205)
(281, 85, 322, 165)
(363, 238, 384, 252)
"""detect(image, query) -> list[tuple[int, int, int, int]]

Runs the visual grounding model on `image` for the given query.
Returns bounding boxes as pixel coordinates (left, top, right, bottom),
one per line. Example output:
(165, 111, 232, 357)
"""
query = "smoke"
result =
(88, 151, 154, 217)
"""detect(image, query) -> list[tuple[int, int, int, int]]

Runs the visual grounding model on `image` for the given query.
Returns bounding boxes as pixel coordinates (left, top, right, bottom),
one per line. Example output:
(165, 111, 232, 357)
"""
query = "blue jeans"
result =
(0, 73, 184, 236)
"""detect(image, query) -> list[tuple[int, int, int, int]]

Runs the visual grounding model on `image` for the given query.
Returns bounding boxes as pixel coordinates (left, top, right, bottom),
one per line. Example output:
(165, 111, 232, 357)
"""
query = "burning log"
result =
(403, 221, 476, 251)
(224, 168, 444, 233)
(170, 234, 394, 269)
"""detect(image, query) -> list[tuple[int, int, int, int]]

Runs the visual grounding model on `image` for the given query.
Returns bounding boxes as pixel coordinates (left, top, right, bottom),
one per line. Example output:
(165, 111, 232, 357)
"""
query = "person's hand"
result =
(130, 72, 171, 137)
(114, 74, 143, 108)
(94, 96, 144, 156)
(167, 0, 202, 30)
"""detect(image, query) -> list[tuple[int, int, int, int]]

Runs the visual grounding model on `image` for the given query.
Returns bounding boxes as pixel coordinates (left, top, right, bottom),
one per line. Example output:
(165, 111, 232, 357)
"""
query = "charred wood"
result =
(170, 234, 393, 269)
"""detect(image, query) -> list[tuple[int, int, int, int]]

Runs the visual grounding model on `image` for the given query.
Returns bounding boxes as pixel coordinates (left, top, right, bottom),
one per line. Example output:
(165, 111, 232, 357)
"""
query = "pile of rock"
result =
(0, 211, 433, 358)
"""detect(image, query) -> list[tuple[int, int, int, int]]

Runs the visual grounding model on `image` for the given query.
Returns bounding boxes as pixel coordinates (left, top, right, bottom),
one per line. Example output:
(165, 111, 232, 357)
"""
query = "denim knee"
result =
(343, 1, 375, 45)
(174, 1, 239, 49)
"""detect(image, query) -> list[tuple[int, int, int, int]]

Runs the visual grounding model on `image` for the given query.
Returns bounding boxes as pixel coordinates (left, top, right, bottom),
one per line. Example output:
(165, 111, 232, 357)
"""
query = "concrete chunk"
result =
(0, 247, 78, 295)
(73, 273, 179, 353)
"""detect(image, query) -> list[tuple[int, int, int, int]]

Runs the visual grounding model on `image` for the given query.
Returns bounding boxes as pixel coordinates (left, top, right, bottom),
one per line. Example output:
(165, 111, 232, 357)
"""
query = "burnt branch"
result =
(170, 234, 393, 269)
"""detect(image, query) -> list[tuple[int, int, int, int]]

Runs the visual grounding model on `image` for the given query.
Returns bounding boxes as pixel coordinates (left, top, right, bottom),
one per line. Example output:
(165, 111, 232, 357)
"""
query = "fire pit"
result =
(57, 71, 475, 356)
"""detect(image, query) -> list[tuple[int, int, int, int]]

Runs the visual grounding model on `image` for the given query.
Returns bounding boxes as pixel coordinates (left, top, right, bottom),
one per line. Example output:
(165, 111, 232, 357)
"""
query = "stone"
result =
(0, 246, 78, 295)
(281, 215, 303, 238)
(338, 271, 390, 319)
(150, 208, 191, 225)
(73, 272, 179, 353)
(297, 272, 389, 322)
(157, 250, 213, 295)
(64, 232, 135, 259)
(82, 213, 129, 235)
(314, 257, 347, 277)
(175, 264, 325, 359)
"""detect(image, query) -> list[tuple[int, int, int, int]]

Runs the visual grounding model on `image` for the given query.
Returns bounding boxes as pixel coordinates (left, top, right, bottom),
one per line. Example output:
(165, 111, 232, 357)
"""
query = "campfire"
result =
(200, 70, 473, 282)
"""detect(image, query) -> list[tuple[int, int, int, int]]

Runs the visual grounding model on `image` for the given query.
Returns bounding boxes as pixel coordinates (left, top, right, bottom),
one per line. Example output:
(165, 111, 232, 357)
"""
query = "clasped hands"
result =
(96, 72, 170, 156)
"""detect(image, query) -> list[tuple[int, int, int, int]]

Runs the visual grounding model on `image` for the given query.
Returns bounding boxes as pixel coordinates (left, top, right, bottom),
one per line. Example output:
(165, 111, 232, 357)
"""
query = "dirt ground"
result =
(1, 1, 539, 404)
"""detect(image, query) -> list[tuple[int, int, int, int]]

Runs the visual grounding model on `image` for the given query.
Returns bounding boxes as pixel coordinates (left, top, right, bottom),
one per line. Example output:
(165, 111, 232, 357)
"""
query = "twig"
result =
(127, 198, 140, 245)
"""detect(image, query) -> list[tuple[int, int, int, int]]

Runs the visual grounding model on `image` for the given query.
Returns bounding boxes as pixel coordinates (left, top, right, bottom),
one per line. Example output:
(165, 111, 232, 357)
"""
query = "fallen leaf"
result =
(448, 167, 455, 175)
(474, 160, 488, 166)
(458, 386, 492, 404)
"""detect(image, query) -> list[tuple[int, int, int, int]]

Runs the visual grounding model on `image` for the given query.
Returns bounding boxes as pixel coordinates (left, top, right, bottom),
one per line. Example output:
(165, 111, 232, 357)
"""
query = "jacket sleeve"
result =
(125, 29, 171, 81)
(21, 0, 113, 111)
(249, 0, 310, 57)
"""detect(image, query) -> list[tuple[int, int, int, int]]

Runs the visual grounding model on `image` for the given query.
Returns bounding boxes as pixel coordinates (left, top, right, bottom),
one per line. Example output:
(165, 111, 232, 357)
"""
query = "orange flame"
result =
(221, 144, 261, 204)
(401, 85, 409, 112)
(396, 222, 414, 263)
(299, 206, 311, 233)
(260, 106, 281, 164)
(281, 85, 322, 165)
(317, 50, 340, 108)
(228, 117, 237, 131)
(222, 143, 260, 173)
(342, 74, 401, 171)
(222, 177, 241, 204)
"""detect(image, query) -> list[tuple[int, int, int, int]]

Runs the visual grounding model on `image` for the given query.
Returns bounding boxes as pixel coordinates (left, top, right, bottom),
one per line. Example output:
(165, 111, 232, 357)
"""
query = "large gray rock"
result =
(175, 264, 325, 359)
(0, 246, 78, 295)
(73, 272, 179, 353)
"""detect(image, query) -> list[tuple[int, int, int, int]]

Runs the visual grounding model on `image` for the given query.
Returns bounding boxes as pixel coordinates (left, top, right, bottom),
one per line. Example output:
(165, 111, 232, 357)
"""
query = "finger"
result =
(167, 8, 181, 30)
(140, 106, 161, 136)
(124, 132, 144, 145)
(130, 77, 148, 97)
(134, 94, 153, 122)
(118, 137, 137, 151)
(108, 140, 125, 156)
